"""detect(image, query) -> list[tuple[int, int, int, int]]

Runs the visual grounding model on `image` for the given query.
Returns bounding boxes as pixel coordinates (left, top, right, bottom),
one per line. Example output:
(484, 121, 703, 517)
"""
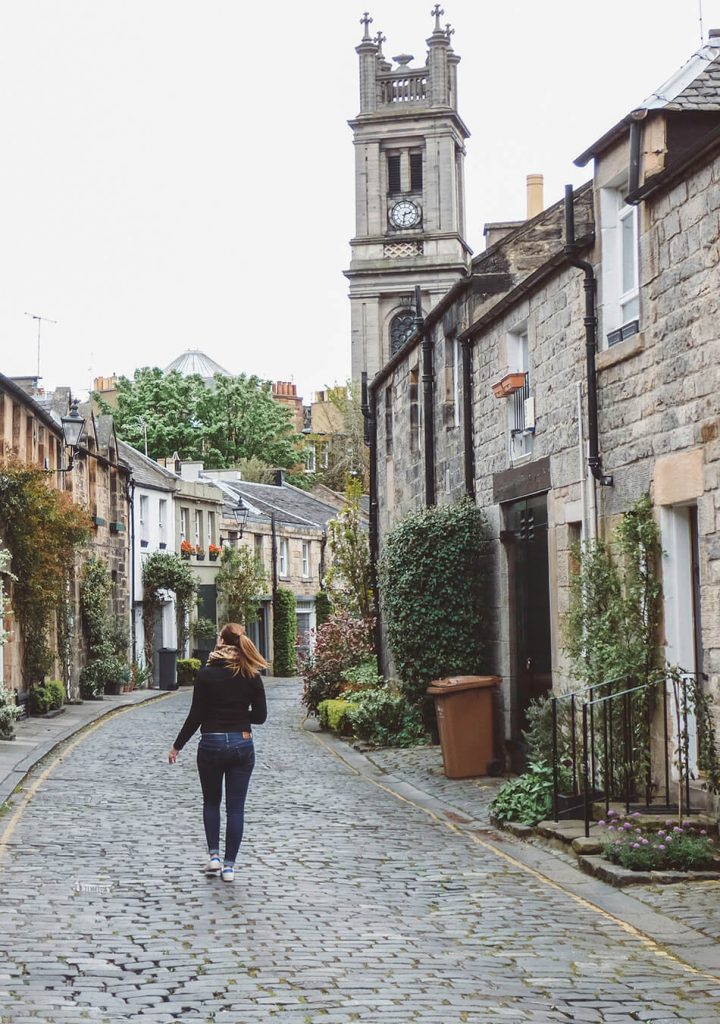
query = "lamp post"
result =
(60, 399, 85, 471)
(231, 499, 249, 539)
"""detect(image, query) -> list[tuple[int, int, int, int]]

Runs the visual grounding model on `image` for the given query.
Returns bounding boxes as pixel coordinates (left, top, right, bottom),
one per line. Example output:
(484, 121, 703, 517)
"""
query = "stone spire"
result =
(427, 5, 452, 106)
(356, 12, 379, 112)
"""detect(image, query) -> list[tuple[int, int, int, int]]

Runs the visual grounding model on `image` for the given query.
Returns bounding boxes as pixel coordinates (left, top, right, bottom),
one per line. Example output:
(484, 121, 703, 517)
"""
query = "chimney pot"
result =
(526, 174, 544, 219)
(710, 28, 720, 41)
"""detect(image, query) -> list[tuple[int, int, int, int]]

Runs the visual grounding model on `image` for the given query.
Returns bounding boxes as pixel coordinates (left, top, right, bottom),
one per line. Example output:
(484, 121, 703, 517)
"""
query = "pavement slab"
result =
(0, 678, 718, 1023)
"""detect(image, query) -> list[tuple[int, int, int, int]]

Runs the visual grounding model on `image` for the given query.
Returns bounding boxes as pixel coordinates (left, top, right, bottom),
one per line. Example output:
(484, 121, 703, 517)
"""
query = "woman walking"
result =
(168, 622, 267, 882)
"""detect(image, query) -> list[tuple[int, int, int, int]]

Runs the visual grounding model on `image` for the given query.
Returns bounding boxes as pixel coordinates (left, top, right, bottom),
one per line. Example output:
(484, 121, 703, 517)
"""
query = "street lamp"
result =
(230, 498, 249, 539)
(60, 399, 85, 470)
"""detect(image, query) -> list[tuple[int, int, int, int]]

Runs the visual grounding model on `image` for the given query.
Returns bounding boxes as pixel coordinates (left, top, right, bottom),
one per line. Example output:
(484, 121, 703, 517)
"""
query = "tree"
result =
(324, 479, 372, 620)
(215, 545, 267, 626)
(95, 367, 301, 471)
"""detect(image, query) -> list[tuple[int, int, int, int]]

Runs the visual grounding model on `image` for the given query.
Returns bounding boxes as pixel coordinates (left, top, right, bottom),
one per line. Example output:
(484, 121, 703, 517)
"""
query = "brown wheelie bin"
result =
(426, 675, 500, 779)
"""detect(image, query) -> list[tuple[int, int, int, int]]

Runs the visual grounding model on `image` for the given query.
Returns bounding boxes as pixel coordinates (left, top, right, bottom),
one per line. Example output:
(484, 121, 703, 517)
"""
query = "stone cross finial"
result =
(360, 11, 373, 41)
(431, 4, 444, 32)
(374, 30, 386, 53)
(445, 23, 455, 44)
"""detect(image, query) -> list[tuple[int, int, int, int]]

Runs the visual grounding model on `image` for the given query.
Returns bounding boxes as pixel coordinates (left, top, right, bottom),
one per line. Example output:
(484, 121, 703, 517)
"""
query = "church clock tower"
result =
(346, 7, 471, 381)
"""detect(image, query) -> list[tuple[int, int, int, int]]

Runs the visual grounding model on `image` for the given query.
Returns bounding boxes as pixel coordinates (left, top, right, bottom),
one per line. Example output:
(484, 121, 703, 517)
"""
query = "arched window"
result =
(389, 311, 416, 357)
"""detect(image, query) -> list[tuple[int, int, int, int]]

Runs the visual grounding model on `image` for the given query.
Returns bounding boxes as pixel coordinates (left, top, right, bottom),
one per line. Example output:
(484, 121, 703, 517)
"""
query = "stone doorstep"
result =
(498, 812, 720, 887)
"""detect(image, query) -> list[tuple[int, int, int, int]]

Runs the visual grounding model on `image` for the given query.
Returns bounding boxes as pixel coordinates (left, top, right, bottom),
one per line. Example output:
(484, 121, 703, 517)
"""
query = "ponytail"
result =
(207, 622, 267, 678)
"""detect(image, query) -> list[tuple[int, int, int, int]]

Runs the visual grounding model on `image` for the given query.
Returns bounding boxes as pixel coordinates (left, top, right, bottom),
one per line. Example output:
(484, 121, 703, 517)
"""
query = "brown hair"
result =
(206, 622, 268, 678)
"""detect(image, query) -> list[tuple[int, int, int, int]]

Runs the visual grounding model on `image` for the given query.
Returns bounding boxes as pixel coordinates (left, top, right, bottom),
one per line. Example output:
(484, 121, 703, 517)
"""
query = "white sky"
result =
(1, 1, 717, 404)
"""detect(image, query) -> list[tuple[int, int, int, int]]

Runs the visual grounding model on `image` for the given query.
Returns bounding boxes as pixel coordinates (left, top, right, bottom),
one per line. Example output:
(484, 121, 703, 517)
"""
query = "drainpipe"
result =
(418, 285, 436, 506)
(628, 120, 642, 198)
(564, 185, 613, 487)
(270, 511, 278, 598)
(128, 478, 137, 664)
(461, 337, 475, 500)
(362, 371, 381, 663)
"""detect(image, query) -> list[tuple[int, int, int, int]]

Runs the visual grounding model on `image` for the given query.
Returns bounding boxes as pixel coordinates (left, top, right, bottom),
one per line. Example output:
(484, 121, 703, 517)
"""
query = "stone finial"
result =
(374, 30, 386, 55)
(360, 11, 373, 41)
(431, 4, 444, 33)
(445, 23, 455, 46)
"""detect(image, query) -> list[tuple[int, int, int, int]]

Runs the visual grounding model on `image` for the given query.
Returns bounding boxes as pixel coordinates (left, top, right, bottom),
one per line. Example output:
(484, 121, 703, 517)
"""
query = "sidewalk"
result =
(0, 687, 168, 807)
(312, 729, 720, 974)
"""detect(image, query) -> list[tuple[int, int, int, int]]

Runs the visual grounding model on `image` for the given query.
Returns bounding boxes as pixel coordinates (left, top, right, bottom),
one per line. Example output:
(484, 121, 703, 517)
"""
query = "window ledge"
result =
(597, 331, 645, 371)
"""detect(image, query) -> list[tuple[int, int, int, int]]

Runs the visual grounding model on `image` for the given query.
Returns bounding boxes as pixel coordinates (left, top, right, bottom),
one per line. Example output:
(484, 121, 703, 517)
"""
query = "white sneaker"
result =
(221, 866, 235, 882)
(206, 855, 221, 874)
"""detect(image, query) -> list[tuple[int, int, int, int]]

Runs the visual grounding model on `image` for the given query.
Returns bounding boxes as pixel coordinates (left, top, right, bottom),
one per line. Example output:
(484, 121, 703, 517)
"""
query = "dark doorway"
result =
(503, 493, 553, 757)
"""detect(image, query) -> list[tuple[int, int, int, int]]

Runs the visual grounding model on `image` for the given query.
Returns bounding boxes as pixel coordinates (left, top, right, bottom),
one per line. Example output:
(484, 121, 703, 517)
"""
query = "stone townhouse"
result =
(365, 33, 720, 782)
(118, 440, 178, 676)
(0, 375, 130, 700)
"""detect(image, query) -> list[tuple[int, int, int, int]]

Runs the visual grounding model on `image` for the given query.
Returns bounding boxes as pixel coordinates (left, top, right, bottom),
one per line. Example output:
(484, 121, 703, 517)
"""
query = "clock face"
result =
(389, 200, 420, 229)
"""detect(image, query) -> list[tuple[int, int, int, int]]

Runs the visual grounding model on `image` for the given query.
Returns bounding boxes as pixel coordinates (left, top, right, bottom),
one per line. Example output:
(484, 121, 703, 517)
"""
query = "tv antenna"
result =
(24, 312, 57, 379)
(699, 0, 705, 45)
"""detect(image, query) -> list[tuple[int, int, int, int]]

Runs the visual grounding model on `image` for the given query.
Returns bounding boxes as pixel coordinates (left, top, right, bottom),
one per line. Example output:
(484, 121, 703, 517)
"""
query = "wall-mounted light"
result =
(231, 498, 249, 538)
(60, 399, 85, 470)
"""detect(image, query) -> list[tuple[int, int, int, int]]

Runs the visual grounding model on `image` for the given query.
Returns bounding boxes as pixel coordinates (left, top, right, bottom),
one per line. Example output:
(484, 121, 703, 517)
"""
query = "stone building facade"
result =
(367, 33, 720, 779)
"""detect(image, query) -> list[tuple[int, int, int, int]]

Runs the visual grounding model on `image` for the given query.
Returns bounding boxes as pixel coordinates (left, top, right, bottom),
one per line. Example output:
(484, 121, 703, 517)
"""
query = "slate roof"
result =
(164, 349, 231, 379)
(117, 439, 178, 491)
(215, 479, 342, 531)
(575, 36, 720, 165)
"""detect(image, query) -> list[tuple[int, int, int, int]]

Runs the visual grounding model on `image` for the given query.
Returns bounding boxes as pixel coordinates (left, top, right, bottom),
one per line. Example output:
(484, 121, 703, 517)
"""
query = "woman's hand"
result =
(168, 746, 179, 764)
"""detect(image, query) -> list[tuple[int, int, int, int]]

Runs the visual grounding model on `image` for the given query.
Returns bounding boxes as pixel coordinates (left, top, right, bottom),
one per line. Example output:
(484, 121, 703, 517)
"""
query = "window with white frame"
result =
(600, 183, 640, 347)
(305, 444, 316, 474)
(180, 506, 189, 542)
(279, 538, 288, 577)
(506, 327, 534, 462)
(139, 495, 148, 529)
(158, 499, 167, 535)
(207, 511, 216, 546)
(302, 541, 310, 579)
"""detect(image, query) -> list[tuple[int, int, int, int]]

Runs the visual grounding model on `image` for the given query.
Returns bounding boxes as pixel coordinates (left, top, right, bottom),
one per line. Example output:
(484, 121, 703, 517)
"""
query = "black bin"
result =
(158, 648, 179, 690)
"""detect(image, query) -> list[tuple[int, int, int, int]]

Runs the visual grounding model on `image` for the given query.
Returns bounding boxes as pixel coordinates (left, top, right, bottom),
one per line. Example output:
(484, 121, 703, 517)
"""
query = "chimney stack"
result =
(526, 174, 544, 219)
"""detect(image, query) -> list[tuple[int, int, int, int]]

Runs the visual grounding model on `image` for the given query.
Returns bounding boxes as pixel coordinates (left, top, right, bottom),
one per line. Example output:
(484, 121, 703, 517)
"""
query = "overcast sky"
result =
(0, 1, 717, 404)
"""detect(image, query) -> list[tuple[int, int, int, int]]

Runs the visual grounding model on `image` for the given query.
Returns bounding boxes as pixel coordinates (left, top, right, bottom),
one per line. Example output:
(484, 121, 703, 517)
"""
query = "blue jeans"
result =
(196, 733, 255, 865)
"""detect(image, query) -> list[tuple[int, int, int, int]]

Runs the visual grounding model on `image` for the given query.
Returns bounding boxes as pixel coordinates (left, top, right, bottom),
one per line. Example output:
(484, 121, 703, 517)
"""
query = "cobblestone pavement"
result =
(1, 679, 720, 1023)
(365, 740, 720, 949)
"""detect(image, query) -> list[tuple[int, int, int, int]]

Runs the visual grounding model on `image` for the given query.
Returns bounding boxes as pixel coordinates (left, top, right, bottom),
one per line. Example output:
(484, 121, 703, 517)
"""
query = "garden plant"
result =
(598, 810, 717, 872)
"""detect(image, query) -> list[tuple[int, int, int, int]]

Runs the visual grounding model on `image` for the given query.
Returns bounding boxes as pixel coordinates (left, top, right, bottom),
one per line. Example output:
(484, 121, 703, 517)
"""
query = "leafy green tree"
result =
(215, 545, 267, 626)
(324, 479, 372, 620)
(308, 382, 369, 492)
(95, 367, 301, 471)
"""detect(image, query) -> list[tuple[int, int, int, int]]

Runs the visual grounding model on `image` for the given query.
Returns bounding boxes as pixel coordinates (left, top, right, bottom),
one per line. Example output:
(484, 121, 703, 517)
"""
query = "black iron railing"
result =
(551, 671, 706, 837)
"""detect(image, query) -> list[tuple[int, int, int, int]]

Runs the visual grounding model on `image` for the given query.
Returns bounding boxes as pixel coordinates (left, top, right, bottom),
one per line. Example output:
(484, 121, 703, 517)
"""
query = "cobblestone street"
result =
(1, 679, 719, 1023)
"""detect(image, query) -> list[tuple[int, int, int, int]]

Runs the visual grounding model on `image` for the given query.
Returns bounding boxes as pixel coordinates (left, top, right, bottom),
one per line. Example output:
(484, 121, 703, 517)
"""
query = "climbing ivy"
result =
(378, 499, 491, 720)
(141, 551, 197, 670)
(273, 587, 297, 677)
(0, 459, 91, 686)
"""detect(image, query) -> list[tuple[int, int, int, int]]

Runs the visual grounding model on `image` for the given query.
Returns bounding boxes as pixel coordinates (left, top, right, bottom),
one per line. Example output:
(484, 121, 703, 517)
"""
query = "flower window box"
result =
(491, 371, 526, 398)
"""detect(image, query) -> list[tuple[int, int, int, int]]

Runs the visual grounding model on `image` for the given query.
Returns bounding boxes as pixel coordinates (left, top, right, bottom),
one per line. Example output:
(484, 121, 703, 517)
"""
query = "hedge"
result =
(273, 587, 297, 676)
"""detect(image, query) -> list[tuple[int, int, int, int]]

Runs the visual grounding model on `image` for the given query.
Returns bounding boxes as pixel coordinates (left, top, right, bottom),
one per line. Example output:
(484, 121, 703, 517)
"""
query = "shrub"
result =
(79, 653, 127, 699)
(177, 657, 201, 683)
(191, 617, 217, 646)
(317, 698, 352, 735)
(489, 762, 556, 825)
(378, 500, 490, 722)
(44, 679, 65, 710)
(314, 590, 333, 629)
(0, 684, 21, 736)
(28, 684, 50, 715)
(273, 587, 297, 676)
(215, 545, 266, 626)
(346, 687, 426, 748)
(300, 612, 374, 712)
(599, 812, 717, 871)
(342, 659, 383, 689)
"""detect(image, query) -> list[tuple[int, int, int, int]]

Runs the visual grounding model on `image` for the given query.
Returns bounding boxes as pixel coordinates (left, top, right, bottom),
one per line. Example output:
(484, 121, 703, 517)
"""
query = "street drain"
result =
(73, 880, 113, 894)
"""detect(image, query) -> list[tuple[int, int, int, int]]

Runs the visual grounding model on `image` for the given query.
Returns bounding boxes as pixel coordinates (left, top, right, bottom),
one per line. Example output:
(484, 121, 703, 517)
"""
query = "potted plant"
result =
(180, 540, 193, 561)
(195, 546, 206, 561)
(209, 543, 222, 562)
(191, 617, 217, 665)
(177, 657, 201, 685)
(131, 661, 151, 690)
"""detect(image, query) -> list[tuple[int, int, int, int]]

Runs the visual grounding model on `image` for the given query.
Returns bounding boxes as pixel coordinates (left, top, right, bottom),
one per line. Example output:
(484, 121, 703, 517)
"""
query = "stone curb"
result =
(307, 726, 720, 976)
(0, 689, 169, 809)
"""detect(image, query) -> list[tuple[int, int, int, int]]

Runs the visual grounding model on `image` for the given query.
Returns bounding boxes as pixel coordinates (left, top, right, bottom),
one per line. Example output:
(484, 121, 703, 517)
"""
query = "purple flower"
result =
(658, 830, 666, 838)
(597, 820, 606, 827)
(623, 822, 632, 830)
(631, 811, 641, 818)
(631, 843, 640, 849)
(658, 844, 666, 850)
(635, 827, 643, 833)
(673, 826, 684, 834)
(701, 830, 708, 836)
(607, 809, 618, 818)
(682, 820, 692, 827)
